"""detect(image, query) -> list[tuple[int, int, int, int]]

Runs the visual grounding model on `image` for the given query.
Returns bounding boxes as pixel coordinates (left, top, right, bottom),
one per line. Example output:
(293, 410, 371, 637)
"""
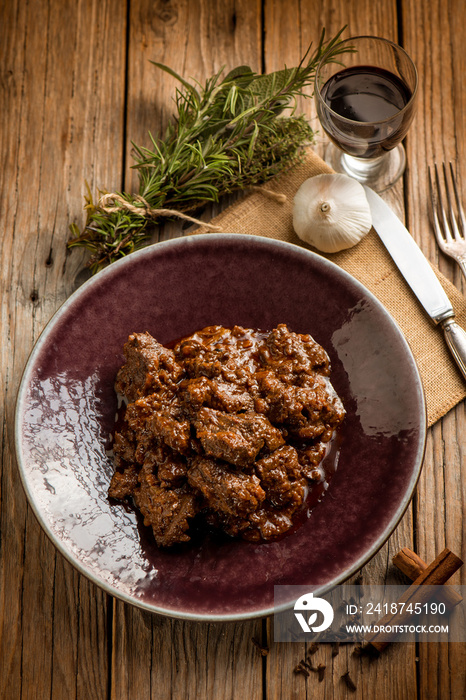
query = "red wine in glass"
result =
(319, 65, 414, 159)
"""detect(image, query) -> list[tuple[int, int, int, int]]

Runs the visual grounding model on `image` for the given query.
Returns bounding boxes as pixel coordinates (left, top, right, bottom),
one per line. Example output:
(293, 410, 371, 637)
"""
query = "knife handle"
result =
(441, 318, 466, 381)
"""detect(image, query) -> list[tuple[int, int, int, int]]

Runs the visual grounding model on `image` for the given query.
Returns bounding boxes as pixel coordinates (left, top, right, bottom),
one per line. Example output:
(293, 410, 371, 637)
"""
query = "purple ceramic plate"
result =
(15, 234, 426, 620)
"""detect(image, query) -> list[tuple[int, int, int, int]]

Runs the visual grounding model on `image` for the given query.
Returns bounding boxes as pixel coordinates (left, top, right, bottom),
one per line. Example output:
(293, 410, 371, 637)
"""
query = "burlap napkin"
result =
(192, 148, 466, 426)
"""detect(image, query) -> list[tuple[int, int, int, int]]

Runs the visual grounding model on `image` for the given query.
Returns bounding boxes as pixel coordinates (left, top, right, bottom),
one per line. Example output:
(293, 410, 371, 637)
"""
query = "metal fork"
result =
(428, 162, 466, 281)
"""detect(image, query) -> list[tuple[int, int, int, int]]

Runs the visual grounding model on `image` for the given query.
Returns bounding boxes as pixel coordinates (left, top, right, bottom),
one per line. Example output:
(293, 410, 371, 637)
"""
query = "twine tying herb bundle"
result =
(68, 28, 349, 274)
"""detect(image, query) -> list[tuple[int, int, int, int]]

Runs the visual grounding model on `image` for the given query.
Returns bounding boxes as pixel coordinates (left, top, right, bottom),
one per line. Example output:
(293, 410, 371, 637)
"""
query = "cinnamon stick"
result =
(367, 548, 463, 652)
(393, 547, 463, 611)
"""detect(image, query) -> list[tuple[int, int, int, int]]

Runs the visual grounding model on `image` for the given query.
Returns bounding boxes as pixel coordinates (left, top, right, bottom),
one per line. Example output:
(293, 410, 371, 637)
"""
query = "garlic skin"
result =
(292, 173, 372, 253)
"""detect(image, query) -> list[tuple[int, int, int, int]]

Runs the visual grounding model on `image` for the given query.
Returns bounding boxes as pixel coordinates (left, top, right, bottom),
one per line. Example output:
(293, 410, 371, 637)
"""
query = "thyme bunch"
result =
(68, 28, 349, 274)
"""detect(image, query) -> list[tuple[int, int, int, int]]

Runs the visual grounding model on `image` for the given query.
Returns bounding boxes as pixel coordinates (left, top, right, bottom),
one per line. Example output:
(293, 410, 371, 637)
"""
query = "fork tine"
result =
(428, 166, 441, 242)
(442, 163, 463, 241)
(429, 162, 466, 283)
(428, 165, 448, 246)
(435, 163, 454, 242)
(448, 162, 466, 237)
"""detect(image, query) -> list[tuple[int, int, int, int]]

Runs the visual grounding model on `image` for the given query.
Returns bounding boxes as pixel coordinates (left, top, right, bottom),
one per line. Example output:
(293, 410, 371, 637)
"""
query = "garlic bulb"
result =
(292, 173, 372, 253)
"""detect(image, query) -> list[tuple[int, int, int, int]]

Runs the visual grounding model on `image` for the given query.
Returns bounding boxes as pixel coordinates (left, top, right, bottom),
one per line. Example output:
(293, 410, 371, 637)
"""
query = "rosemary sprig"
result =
(68, 27, 349, 274)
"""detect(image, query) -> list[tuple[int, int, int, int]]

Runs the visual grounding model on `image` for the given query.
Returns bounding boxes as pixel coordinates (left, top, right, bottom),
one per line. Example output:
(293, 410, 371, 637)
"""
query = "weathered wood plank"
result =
(110, 2, 264, 698)
(403, 0, 466, 696)
(0, 0, 126, 697)
(124, 0, 261, 190)
(263, 1, 418, 698)
(112, 607, 265, 700)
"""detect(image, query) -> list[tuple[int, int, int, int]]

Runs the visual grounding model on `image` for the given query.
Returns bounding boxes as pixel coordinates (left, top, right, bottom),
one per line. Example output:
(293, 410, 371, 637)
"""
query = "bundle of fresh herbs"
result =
(68, 28, 348, 274)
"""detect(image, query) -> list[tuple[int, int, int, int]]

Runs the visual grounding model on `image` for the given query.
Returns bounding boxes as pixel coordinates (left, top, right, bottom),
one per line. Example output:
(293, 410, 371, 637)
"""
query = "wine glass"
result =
(314, 36, 418, 192)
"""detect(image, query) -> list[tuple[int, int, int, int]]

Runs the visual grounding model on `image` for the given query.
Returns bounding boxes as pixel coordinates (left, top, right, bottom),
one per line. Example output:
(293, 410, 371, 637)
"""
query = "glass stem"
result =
(341, 154, 387, 179)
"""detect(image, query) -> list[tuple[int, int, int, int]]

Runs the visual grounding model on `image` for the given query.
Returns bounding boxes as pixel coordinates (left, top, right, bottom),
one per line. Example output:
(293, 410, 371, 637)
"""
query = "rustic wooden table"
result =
(1, 0, 465, 698)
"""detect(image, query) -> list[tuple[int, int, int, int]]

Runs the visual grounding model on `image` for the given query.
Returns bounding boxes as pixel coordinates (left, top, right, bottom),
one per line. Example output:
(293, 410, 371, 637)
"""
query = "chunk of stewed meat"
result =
(254, 445, 306, 508)
(116, 332, 184, 402)
(180, 376, 254, 416)
(142, 444, 189, 488)
(254, 370, 345, 441)
(193, 407, 284, 468)
(134, 466, 197, 547)
(108, 465, 139, 500)
(124, 393, 191, 459)
(174, 325, 264, 386)
(245, 504, 300, 541)
(258, 323, 330, 383)
(187, 456, 265, 517)
(112, 425, 136, 467)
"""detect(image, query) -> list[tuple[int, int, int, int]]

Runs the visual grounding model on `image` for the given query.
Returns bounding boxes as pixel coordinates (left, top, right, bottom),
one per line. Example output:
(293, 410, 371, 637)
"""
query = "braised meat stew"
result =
(109, 324, 345, 547)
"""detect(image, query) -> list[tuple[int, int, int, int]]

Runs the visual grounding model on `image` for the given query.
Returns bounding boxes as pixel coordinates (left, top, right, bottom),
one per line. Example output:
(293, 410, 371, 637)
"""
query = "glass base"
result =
(323, 142, 406, 192)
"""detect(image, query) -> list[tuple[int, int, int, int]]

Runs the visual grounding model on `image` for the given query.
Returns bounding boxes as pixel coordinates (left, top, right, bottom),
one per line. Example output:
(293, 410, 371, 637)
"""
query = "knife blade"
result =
(364, 185, 466, 381)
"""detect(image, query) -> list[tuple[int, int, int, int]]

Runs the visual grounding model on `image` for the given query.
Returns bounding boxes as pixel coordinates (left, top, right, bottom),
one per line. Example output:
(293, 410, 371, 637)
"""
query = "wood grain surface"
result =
(1, 1, 464, 698)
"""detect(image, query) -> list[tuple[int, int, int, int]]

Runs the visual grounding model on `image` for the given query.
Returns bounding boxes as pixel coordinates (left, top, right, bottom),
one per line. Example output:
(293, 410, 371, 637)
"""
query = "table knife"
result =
(364, 185, 466, 381)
